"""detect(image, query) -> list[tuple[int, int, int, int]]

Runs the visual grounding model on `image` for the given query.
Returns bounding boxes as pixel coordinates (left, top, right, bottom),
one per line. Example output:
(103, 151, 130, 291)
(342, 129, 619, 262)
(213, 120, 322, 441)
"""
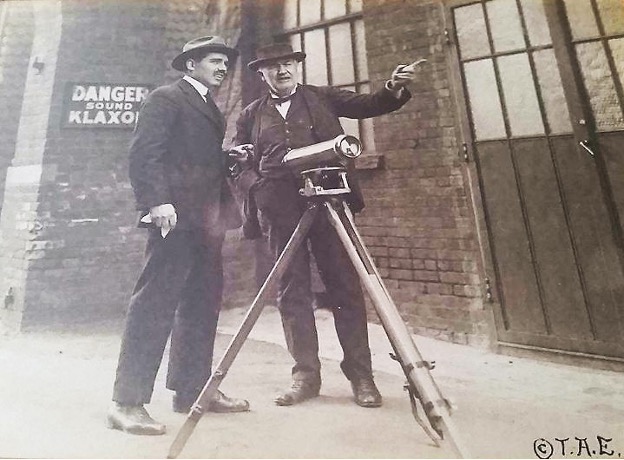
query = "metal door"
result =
(447, 0, 624, 359)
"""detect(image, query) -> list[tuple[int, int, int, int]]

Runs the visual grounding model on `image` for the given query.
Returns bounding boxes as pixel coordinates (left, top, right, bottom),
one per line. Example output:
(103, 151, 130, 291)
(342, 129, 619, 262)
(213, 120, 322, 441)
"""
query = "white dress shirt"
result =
(270, 86, 298, 119)
(183, 75, 210, 102)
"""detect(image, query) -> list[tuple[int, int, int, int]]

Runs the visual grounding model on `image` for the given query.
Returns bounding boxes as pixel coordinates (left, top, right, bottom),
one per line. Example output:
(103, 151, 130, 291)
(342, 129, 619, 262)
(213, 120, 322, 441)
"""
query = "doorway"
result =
(448, 0, 624, 359)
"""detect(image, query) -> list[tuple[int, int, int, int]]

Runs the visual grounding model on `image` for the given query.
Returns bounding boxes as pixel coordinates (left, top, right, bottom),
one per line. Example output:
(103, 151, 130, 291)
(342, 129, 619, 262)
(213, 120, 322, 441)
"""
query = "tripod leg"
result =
(323, 201, 470, 459)
(167, 203, 320, 459)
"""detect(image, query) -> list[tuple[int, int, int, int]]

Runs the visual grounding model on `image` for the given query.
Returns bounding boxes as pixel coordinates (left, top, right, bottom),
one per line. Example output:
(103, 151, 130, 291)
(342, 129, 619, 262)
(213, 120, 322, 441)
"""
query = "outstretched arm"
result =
(321, 58, 424, 119)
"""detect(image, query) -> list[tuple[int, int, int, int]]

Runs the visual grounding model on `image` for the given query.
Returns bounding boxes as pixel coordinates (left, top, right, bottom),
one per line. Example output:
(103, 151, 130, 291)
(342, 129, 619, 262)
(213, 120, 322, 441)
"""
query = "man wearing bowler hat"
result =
(230, 43, 416, 408)
(107, 36, 250, 436)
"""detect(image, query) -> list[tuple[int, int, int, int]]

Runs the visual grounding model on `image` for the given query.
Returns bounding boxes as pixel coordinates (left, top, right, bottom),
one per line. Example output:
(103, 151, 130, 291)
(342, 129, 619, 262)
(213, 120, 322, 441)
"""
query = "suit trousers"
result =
(255, 177, 373, 385)
(112, 228, 224, 405)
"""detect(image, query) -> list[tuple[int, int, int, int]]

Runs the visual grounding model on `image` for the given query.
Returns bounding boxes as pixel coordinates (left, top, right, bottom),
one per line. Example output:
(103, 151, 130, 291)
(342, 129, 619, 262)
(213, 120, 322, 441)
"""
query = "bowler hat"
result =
(248, 43, 306, 71)
(171, 36, 239, 71)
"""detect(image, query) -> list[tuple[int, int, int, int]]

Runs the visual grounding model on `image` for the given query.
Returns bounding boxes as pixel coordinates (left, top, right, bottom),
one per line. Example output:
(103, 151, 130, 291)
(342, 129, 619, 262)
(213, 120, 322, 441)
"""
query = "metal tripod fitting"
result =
(323, 200, 470, 458)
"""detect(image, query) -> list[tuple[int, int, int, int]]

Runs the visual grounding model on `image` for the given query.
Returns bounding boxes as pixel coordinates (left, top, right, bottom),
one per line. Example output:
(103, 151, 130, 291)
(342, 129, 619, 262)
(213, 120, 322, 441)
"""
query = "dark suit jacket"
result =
(231, 84, 411, 237)
(129, 78, 241, 232)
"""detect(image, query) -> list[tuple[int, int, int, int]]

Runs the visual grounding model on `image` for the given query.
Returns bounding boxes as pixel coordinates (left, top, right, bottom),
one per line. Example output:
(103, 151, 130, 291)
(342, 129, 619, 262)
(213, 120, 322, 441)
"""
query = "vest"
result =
(254, 90, 318, 179)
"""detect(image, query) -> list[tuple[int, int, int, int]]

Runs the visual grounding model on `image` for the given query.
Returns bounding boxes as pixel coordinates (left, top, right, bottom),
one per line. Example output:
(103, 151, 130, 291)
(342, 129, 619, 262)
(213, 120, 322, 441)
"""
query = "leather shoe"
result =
(208, 390, 250, 413)
(173, 390, 250, 414)
(106, 403, 166, 435)
(274, 380, 321, 406)
(351, 378, 382, 408)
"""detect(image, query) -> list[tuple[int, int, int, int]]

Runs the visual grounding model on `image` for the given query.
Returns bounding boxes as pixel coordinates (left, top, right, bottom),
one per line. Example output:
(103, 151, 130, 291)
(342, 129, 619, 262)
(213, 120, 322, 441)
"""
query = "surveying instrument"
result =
(167, 135, 469, 458)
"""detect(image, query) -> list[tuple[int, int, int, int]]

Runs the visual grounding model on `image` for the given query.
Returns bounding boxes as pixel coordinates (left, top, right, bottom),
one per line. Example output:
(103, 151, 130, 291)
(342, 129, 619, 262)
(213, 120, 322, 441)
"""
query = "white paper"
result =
(140, 214, 171, 238)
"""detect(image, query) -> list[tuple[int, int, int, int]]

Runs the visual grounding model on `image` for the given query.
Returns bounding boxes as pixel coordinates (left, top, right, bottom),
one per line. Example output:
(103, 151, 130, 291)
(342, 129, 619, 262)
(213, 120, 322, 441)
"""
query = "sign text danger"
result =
(63, 83, 152, 128)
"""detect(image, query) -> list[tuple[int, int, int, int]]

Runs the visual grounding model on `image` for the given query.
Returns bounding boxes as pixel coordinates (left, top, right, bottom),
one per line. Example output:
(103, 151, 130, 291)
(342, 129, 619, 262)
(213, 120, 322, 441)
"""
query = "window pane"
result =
(454, 3, 490, 60)
(464, 59, 507, 140)
(597, 0, 624, 36)
(339, 86, 359, 140)
(324, 0, 346, 19)
(498, 53, 544, 136)
(290, 33, 302, 52)
(533, 49, 573, 134)
(290, 34, 304, 84)
(486, 0, 525, 53)
(299, 0, 321, 26)
(354, 20, 369, 81)
(329, 23, 355, 85)
(520, 0, 552, 46)
(341, 117, 359, 138)
(349, 0, 362, 13)
(576, 41, 624, 131)
(610, 38, 624, 97)
(359, 84, 375, 151)
(563, 0, 600, 41)
(304, 29, 328, 85)
(360, 118, 374, 152)
(284, 0, 298, 29)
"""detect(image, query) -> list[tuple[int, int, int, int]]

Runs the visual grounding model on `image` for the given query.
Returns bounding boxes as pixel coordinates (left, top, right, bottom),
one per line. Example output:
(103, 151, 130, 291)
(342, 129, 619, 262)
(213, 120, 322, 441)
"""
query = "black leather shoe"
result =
(274, 380, 321, 406)
(173, 390, 250, 414)
(208, 390, 250, 413)
(351, 378, 382, 408)
(106, 403, 166, 435)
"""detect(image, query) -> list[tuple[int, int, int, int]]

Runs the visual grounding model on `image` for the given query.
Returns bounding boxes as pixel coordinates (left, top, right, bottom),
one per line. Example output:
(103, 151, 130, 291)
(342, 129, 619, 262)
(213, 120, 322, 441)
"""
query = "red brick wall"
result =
(242, 0, 494, 346)
(16, 0, 168, 327)
(359, 0, 491, 345)
(0, 2, 33, 212)
(0, 0, 258, 331)
(202, 0, 486, 348)
(0, 0, 252, 329)
(0, 0, 495, 346)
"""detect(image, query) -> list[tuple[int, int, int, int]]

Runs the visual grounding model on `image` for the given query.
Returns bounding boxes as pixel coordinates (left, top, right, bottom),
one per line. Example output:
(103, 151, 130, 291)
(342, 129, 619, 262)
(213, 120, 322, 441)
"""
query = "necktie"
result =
(273, 92, 295, 105)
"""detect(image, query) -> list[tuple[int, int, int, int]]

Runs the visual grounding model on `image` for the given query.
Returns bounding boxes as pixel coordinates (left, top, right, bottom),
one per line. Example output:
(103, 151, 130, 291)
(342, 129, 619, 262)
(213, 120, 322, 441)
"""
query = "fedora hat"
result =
(171, 35, 239, 71)
(248, 43, 306, 71)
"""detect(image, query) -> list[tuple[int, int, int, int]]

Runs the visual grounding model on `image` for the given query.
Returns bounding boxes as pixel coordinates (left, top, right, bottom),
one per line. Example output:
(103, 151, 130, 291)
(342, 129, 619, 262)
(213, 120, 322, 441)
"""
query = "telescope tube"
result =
(282, 134, 362, 172)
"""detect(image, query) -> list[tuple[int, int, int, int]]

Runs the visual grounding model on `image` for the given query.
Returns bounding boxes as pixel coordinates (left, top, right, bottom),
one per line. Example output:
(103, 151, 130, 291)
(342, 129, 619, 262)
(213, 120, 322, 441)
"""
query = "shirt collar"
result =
(183, 75, 210, 99)
(270, 84, 298, 100)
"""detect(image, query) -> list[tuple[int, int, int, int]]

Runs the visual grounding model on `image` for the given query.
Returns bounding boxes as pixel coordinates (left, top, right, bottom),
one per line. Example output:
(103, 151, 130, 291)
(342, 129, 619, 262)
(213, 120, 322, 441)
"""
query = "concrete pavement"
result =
(1, 305, 624, 458)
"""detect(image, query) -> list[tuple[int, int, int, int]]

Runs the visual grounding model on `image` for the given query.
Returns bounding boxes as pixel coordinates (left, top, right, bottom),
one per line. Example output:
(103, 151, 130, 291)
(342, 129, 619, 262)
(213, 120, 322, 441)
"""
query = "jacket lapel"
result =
(177, 79, 225, 133)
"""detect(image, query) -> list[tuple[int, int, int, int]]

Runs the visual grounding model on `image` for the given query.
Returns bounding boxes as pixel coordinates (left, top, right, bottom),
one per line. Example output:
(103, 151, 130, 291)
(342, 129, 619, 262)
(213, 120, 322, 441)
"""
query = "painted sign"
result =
(62, 82, 152, 128)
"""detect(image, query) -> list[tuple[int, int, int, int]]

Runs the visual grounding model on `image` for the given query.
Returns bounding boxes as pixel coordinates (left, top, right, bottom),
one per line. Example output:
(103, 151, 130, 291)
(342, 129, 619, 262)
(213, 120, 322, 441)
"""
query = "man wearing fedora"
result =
(107, 36, 250, 436)
(230, 43, 416, 408)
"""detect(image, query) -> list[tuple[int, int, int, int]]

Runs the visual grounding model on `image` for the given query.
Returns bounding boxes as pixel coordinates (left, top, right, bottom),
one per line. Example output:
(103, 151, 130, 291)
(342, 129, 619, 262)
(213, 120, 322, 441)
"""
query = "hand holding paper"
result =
(141, 203, 177, 238)
(228, 144, 254, 161)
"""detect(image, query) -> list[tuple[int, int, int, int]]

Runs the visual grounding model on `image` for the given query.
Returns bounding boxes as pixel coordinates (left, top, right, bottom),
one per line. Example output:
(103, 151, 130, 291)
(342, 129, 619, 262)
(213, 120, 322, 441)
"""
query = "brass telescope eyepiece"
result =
(281, 134, 362, 173)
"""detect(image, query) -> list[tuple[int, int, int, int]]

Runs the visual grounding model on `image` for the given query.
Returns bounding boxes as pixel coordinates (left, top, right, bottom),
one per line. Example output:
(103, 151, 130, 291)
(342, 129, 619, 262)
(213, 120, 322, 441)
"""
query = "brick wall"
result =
(359, 0, 492, 346)
(240, 0, 494, 346)
(0, 0, 65, 332)
(0, 0, 256, 331)
(0, 0, 495, 345)
(0, 1, 33, 214)
(203, 0, 260, 308)
(15, 0, 169, 328)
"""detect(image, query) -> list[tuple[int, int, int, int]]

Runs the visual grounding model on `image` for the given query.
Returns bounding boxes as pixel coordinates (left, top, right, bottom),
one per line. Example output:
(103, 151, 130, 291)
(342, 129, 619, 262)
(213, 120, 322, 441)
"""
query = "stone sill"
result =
(355, 153, 384, 170)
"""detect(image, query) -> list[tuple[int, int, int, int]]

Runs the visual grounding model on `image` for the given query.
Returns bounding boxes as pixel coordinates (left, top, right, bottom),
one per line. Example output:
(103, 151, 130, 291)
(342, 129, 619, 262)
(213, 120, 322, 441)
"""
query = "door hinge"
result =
(444, 28, 452, 45)
(460, 142, 469, 163)
(484, 277, 493, 302)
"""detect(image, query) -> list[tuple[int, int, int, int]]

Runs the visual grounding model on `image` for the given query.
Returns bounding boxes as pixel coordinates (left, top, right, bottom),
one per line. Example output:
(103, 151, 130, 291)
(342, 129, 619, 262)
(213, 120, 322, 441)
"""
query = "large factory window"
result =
(277, 0, 375, 152)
